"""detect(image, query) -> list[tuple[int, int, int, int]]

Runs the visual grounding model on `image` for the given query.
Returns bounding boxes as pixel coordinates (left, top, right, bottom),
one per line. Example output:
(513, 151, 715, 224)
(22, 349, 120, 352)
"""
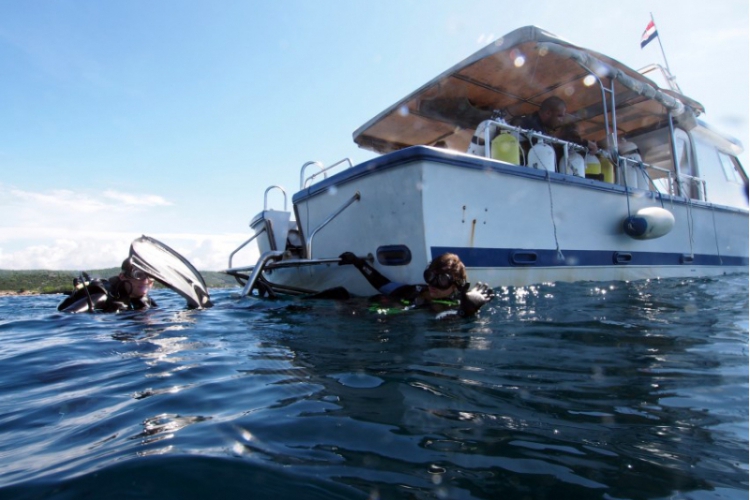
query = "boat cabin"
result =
(353, 26, 748, 210)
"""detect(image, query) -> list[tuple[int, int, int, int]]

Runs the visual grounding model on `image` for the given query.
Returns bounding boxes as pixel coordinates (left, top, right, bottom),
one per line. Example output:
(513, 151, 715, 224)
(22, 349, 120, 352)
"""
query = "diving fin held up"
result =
(128, 235, 213, 309)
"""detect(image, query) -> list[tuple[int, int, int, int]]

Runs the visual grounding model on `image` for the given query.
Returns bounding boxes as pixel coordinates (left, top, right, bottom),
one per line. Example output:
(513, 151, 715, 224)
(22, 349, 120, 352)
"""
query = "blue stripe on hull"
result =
(431, 247, 749, 268)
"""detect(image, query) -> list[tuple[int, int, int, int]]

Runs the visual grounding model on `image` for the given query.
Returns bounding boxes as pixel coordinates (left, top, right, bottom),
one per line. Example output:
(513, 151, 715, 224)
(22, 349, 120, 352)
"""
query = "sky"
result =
(0, 0, 747, 271)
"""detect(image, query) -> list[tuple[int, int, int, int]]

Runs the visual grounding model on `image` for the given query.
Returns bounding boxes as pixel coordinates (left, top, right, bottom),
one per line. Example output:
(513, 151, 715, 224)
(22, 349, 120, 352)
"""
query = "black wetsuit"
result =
(338, 253, 482, 317)
(57, 276, 156, 313)
(511, 112, 553, 136)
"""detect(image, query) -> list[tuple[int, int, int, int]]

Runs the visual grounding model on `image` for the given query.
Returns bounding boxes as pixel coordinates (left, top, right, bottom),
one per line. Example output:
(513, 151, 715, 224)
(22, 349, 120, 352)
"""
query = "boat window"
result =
(719, 152, 743, 184)
(629, 128, 674, 195)
(376, 245, 412, 266)
(691, 132, 748, 208)
(675, 134, 700, 199)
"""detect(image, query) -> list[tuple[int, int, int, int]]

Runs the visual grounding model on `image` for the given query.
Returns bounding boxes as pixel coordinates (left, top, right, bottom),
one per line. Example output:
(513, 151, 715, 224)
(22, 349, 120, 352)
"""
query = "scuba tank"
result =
(467, 120, 493, 157)
(527, 140, 556, 171)
(619, 140, 648, 189)
(558, 151, 585, 177)
(584, 153, 601, 178)
(600, 156, 615, 183)
(491, 131, 521, 165)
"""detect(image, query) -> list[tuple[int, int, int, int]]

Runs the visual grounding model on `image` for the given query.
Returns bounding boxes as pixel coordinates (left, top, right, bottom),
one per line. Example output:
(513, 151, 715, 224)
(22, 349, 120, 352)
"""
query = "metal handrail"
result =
(299, 161, 325, 191)
(676, 172, 707, 201)
(241, 251, 284, 297)
(224, 256, 343, 275)
(264, 185, 287, 211)
(301, 158, 354, 189)
(228, 227, 265, 269)
(482, 120, 588, 160)
(306, 191, 361, 258)
(619, 157, 673, 194)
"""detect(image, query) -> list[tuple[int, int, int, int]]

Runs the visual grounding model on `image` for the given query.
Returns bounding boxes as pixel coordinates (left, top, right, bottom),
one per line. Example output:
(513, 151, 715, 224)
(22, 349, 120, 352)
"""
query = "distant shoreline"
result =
(0, 290, 50, 297)
(0, 269, 237, 296)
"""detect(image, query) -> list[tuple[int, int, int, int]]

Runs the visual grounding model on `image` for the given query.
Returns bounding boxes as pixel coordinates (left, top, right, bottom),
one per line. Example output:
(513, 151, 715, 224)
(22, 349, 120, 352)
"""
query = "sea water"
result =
(0, 275, 747, 499)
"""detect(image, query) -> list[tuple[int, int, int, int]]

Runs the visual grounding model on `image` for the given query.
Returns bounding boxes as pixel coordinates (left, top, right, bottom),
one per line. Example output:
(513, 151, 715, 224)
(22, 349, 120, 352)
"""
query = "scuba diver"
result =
(57, 259, 157, 313)
(338, 251, 494, 318)
(57, 236, 213, 313)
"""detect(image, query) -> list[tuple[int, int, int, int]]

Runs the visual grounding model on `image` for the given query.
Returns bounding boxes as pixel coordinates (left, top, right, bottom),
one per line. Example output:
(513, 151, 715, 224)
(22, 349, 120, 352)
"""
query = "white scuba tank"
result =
(467, 120, 493, 157)
(527, 140, 556, 171)
(620, 140, 648, 189)
(558, 151, 585, 177)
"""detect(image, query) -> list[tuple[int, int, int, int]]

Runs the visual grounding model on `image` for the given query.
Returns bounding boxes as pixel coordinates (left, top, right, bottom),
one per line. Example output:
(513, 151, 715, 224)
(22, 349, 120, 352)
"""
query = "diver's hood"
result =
(128, 235, 213, 309)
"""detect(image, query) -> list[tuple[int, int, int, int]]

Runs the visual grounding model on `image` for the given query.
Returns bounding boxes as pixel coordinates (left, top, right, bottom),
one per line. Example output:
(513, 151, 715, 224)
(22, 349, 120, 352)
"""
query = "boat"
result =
(224, 26, 748, 297)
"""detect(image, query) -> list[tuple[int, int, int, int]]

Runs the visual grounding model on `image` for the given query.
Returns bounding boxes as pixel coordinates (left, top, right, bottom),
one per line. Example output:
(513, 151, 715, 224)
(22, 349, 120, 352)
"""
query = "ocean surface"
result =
(0, 274, 747, 500)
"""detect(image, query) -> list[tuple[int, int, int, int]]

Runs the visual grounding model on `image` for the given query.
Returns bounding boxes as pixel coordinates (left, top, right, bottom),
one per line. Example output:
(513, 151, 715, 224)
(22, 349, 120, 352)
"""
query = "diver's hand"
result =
(338, 252, 364, 268)
(459, 282, 494, 316)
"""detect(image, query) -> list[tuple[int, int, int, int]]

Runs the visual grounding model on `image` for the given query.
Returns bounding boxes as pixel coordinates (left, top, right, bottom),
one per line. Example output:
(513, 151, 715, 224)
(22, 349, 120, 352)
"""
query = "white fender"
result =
(623, 207, 675, 240)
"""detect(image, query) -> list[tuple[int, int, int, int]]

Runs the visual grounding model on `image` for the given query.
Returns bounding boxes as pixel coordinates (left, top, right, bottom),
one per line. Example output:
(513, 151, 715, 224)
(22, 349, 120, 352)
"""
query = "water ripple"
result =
(0, 278, 746, 499)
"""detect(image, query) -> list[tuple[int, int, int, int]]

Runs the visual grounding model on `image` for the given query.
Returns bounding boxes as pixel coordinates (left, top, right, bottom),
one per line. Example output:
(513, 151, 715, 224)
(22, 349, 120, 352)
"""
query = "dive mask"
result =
(423, 268, 463, 290)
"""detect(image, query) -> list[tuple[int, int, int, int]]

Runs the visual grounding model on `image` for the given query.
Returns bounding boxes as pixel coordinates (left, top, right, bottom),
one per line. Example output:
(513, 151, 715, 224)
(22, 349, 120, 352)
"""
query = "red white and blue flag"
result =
(641, 20, 658, 48)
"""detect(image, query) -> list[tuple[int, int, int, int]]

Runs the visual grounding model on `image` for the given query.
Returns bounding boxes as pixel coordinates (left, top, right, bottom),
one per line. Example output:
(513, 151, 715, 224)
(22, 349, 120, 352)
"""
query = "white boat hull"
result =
(254, 147, 747, 295)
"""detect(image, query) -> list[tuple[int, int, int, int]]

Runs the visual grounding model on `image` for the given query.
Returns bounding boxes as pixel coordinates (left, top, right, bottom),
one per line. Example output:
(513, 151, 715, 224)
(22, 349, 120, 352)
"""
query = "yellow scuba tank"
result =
(585, 153, 601, 178)
(491, 131, 521, 165)
(600, 156, 615, 183)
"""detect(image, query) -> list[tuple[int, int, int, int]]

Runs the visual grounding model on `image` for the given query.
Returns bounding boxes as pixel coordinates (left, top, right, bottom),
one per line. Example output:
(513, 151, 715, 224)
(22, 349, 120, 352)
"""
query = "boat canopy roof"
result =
(353, 25, 708, 154)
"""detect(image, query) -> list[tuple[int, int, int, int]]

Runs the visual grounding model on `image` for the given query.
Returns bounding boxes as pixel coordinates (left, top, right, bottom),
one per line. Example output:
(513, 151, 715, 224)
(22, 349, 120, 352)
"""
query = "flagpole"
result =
(651, 13, 672, 75)
(650, 12, 679, 92)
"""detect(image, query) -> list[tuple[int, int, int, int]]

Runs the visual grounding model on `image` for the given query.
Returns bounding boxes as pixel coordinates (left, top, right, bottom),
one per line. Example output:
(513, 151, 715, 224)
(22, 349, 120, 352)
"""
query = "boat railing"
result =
(619, 157, 706, 200)
(227, 185, 288, 271)
(263, 185, 287, 211)
(226, 254, 345, 297)
(306, 190, 361, 258)
(481, 120, 712, 200)
(228, 227, 266, 270)
(482, 120, 590, 169)
(619, 156, 673, 193)
(240, 251, 285, 296)
(677, 172, 707, 201)
(484, 120, 589, 156)
(300, 158, 354, 189)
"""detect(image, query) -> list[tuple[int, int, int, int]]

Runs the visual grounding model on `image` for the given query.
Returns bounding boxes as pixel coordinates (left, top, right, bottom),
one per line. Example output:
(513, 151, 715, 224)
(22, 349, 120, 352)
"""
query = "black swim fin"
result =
(128, 235, 213, 309)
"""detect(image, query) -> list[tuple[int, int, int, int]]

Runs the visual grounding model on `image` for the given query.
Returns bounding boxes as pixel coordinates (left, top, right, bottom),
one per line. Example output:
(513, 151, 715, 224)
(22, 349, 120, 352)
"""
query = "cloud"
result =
(0, 229, 254, 271)
(9, 188, 109, 213)
(5, 186, 171, 213)
(0, 185, 253, 271)
(0, 185, 175, 232)
(0, 236, 133, 271)
(103, 190, 173, 207)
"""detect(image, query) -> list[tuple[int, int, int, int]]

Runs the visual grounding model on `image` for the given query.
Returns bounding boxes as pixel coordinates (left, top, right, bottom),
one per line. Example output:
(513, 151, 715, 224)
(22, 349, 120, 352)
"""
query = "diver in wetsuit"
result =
(57, 258, 157, 313)
(338, 252, 493, 317)
(57, 235, 212, 313)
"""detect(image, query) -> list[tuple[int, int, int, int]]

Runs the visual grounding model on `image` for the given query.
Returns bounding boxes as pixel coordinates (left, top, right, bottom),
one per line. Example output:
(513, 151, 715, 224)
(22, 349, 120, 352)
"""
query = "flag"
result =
(641, 20, 658, 48)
